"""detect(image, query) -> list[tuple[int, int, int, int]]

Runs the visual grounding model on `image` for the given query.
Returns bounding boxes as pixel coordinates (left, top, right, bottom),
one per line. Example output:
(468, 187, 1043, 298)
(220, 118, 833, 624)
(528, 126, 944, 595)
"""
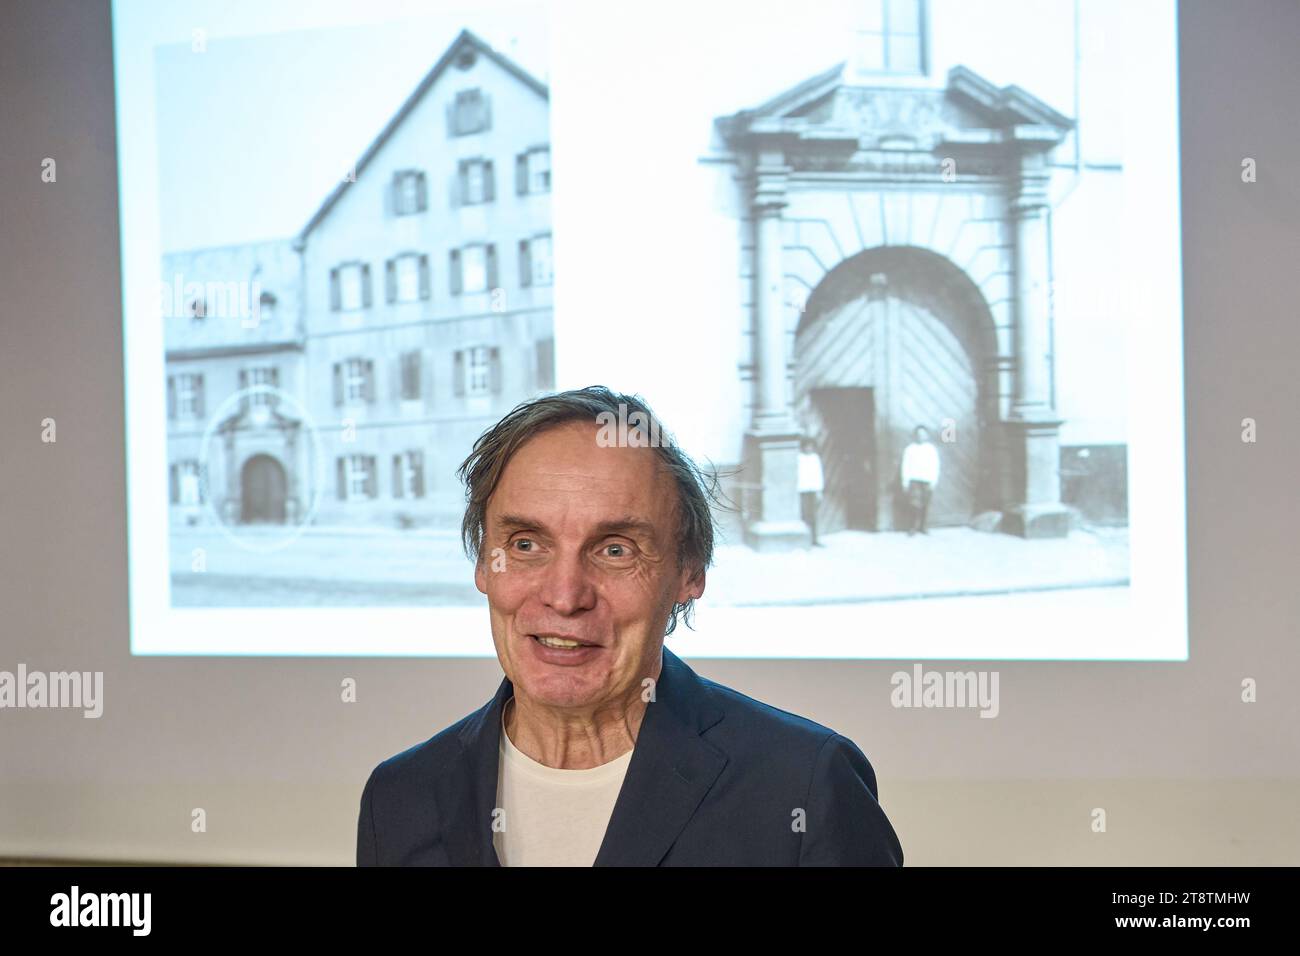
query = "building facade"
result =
(711, 0, 1127, 550)
(163, 30, 554, 532)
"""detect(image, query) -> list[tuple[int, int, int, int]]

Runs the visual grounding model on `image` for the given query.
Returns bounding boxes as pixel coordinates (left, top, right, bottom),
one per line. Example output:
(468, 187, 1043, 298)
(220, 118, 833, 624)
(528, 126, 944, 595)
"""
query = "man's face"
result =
(474, 420, 705, 711)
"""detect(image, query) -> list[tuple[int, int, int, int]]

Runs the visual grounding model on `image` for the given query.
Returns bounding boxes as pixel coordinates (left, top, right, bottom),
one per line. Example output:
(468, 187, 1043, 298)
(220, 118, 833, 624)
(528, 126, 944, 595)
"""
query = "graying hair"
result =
(455, 385, 732, 636)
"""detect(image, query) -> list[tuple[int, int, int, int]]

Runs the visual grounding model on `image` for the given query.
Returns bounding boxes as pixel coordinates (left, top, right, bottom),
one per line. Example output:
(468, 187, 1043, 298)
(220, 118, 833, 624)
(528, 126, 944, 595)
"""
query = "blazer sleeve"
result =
(356, 769, 379, 867)
(798, 733, 904, 867)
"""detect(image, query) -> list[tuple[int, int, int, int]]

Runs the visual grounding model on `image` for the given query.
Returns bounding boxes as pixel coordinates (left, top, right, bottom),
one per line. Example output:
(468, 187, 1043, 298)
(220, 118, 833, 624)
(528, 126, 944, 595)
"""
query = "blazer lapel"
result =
(445, 647, 727, 867)
(439, 672, 513, 866)
(593, 647, 728, 866)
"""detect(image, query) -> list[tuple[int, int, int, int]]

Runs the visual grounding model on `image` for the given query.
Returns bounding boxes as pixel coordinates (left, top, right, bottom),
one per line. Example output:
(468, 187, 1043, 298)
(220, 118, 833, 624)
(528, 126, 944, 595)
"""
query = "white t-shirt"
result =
(492, 699, 633, 866)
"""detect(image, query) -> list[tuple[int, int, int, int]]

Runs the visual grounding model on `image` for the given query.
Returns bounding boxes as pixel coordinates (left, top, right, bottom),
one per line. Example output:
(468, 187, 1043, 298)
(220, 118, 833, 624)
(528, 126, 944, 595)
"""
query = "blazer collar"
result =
(441, 645, 728, 866)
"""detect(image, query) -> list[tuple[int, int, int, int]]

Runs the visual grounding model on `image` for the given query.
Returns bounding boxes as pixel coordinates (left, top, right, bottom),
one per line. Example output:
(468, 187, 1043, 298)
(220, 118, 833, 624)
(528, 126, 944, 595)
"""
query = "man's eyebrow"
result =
(492, 513, 658, 539)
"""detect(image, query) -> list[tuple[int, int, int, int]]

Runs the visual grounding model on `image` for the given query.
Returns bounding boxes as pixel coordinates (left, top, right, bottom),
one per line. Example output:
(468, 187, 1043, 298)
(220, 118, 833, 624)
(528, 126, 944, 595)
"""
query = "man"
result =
(900, 424, 940, 536)
(356, 386, 903, 866)
(797, 434, 825, 547)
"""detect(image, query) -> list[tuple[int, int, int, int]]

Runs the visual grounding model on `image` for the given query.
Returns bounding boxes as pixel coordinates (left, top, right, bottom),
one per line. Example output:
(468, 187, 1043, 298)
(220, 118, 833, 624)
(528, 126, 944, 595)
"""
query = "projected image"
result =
(118, 0, 1183, 657)
(155, 19, 553, 607)
(640, 0, 1137, 613)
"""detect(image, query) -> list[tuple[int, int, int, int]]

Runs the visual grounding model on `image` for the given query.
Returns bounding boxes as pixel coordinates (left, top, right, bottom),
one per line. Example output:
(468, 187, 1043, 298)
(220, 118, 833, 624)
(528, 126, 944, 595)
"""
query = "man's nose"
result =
(537, 548, 597, 615)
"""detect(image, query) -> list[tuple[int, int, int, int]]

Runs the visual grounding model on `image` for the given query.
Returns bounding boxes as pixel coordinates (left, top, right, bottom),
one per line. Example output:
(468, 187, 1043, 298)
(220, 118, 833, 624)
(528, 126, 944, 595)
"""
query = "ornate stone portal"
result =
(716, 65, 1075, 550)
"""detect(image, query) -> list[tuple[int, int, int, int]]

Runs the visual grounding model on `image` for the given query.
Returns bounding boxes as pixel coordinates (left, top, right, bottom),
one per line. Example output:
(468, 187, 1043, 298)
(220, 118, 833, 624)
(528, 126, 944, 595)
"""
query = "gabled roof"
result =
(295, 28, 547, 246)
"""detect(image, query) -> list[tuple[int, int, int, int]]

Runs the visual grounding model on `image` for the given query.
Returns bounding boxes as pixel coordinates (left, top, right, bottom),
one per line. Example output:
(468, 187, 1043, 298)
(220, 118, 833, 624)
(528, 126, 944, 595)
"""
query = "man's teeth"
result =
(536, 635, 584, 648)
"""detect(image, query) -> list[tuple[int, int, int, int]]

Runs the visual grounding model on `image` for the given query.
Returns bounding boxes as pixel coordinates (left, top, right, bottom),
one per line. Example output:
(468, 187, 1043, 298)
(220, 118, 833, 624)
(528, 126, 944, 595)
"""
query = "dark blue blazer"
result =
(356, 647, 903, 866)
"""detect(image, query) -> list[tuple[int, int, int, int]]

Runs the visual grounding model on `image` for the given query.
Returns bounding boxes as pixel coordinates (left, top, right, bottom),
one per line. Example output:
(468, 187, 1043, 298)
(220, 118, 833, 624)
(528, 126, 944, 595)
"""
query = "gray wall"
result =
(1, 0, 1297, 864)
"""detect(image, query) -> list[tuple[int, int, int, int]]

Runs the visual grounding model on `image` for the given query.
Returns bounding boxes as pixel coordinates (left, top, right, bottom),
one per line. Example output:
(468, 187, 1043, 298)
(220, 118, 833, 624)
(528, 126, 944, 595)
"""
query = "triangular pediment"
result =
(716, 63, 1073, 155)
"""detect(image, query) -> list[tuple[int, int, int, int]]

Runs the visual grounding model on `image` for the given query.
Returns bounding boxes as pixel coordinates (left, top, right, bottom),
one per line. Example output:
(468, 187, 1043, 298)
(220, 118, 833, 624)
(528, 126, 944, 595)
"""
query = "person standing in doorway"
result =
(798, 435, 825, 547)
(900, 425, 939, 536)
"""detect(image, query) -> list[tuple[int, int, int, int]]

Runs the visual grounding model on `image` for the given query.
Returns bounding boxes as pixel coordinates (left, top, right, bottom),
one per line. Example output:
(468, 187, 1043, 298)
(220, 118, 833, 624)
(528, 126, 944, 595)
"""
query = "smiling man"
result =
(356, 386, 903, 866)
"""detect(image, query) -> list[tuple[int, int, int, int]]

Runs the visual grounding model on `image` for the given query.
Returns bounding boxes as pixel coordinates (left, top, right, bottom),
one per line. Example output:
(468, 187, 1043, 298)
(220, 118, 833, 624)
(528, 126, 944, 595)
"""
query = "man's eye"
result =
(513, 538, 534, 552)
(604, 542, 630, 558)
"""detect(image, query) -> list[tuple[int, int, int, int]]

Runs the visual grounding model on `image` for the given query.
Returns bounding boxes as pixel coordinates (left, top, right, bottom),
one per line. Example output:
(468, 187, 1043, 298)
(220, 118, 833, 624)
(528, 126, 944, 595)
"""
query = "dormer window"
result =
(189, 298, 206, 320)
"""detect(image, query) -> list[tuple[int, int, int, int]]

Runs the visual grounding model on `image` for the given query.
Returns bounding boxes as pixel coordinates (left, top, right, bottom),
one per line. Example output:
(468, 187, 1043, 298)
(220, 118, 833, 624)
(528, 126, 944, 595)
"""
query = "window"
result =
(449, 88, 490, 135)
(454, 346, 501, 397)
(189, 298, 206, 320)
(400, 350, 422, 401)
(330, 262, 371, 311)
(169, 460, 204, 505)
(851, 0, 926, 76)
(337, 455, 377, 500)
(239, 366, 280, 409)
(169, 373, 205, 419)
(387, 253, 429, 303)
(392, 170, 427, 215)
(520, 234, 553, 287)
(458, 158, 495, 205)
(450, 243, 497, 295)
(333, 358, 374, 406)
(467, 346, 491, 395)
(257, 291, 277, 323)
(516, 147, 550, 194)
(391, 450, 426, 498)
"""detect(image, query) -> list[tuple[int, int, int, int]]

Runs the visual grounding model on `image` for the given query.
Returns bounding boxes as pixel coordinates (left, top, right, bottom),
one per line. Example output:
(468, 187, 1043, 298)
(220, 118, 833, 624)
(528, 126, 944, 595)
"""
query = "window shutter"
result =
(416, 171, 428, 212)
(330, 268, 341, 311)
(519, 240, 532, 288)
(364, 359, 375, 402)
(457, 161, 468, 205)
(392, 454, 403, 498)
(489, 346, 502, 394)
(239, 369, 249, 413)
(482, 92, 492, 131)
(453, 350, 465, 396)
(450, 249, 462, 295)
(537, 337, 555, 391)
(384, 259, 395, 303)
(365, 456, 377, 498)
(486, 244, 498, 290)
(361, 263, 372, 308)
(418, 254, 430, 300)
(337, 458, 347, 500)
(516, 153, 528, 195)
(413, 450, 425, 497)
(169, 464, 178, 504)
(194, 375, 205, 417)
(390, 172, 401, 215)
(167, 376, 176, 419)
(484, 160, 495, 202)
(332, 363, 343, 406)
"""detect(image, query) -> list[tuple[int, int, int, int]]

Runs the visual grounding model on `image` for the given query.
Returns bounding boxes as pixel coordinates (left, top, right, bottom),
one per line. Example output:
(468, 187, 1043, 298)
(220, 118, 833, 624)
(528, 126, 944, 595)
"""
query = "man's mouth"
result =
(530, 634, 598, 649)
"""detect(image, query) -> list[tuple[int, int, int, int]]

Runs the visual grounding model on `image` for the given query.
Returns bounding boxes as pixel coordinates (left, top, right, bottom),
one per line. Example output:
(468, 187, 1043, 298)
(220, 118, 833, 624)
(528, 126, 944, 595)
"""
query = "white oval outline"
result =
(195, 384, 325, 554)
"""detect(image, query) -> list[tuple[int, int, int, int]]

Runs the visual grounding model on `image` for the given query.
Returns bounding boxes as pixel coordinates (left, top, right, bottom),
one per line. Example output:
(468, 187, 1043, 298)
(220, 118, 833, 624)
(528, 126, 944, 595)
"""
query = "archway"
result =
(240, 454, 287, 524)
(793, 246, 999, 533)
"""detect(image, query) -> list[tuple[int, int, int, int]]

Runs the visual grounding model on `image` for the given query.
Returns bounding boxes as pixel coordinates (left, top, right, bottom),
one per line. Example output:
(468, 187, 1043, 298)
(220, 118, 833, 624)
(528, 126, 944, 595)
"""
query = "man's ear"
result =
(677, 565, 705, 604)
(474, 556, 488, 595)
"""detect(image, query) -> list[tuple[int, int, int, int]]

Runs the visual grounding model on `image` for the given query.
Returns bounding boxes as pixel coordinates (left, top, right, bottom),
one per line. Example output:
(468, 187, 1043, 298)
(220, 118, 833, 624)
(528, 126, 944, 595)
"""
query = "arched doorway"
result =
(240, 454, 287, 524)
(794, 246, 999, 533)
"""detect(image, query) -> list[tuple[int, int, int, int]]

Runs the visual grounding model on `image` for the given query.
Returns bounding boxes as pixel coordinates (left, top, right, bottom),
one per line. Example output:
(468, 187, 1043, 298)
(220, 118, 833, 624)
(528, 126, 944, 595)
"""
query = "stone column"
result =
(742, 152, 808, 552)
(1004, 146, 1070, 538)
